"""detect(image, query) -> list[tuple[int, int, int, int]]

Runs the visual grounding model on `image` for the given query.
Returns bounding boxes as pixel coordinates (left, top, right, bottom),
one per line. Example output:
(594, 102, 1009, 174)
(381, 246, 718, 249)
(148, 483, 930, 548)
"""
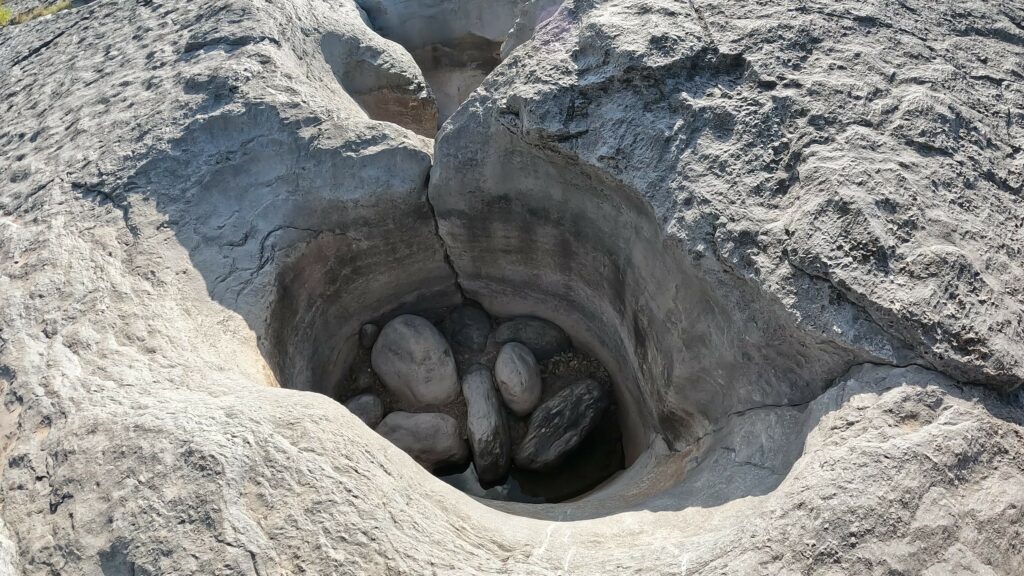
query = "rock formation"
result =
(357, 0, 522, 127)
(343, 308, 620, 496)
(0, 0, 1022, 574)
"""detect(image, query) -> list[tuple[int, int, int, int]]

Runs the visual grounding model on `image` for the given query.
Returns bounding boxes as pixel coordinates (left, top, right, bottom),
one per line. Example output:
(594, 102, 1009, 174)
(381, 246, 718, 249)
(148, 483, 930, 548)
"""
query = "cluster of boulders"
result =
(343, 305, 612, 487)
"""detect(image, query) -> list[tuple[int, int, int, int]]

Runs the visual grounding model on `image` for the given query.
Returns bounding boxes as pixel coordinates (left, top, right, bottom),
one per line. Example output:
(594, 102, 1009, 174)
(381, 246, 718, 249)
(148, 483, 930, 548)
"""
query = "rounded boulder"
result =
(513, 379, 609, 471)
(376, 412, 469, 473)
(344, 393, 384, 428)
(493, 316, 571, 361)
(494, 342, 542, 417)
(371, 314, 460, 407)
(441, 305, 493, 371)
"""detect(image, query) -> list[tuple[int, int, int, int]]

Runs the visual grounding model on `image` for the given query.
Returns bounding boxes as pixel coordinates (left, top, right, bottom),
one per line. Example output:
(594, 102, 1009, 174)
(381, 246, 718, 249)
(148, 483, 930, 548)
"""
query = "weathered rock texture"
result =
(357, 0, 522, 126)
(320, 19, 439, 137)
(0, 0, 1022, 575)
(430, 0, 1024, 458)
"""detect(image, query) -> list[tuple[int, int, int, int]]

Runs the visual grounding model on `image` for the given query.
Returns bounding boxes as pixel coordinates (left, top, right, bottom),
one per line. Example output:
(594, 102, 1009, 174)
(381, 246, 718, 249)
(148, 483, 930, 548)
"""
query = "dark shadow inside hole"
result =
(337, 301, 626, 504)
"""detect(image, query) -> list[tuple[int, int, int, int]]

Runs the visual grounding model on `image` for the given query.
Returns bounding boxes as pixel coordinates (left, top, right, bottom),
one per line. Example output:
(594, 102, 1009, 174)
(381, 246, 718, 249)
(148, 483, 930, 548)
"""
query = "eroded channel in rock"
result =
(353, 0, 524, 132)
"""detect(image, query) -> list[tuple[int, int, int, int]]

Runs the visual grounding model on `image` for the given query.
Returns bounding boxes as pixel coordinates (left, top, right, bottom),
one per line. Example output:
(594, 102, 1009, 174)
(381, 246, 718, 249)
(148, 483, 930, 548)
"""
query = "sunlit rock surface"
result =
(0, 0, 1022, 574)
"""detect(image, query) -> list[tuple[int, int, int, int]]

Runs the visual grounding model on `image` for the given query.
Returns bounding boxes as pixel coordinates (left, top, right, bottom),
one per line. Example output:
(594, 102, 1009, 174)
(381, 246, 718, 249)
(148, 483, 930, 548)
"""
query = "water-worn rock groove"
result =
(0, 0, 1023, 574)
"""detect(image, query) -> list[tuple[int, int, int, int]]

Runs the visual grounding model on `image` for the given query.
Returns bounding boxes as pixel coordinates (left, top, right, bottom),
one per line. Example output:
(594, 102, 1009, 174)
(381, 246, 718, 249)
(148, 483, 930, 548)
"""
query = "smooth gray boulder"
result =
(441, 305, 492, 371)
(371, 315, 460, 407)
(442, 305, 491, 352)
(493, 317, 571, 362)
(514, 379, 609, 471)
(493, 342, 542, 417)
(461, 365, 511, 486)
(344, 393, 384, 428)
(376, 412, 469, 473)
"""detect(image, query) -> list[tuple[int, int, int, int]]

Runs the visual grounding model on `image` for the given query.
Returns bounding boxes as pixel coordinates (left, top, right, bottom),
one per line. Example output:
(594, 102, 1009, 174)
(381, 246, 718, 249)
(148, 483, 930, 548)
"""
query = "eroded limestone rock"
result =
(2, 0, 1023, 574)
(428, 0, 1024, 459)
(321, 30, 438, 137)
(500, 0, 563, 59)
(356, 0, 522, 125)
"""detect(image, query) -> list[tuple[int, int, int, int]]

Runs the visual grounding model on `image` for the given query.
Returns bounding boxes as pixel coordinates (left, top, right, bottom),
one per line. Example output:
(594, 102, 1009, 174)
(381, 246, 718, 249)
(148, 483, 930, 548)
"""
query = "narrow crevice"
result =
(71, 181, 140, 239)
(725, 399, 816, 420)
(423, 171, 467, 301)
(11, 27, 72, 68)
